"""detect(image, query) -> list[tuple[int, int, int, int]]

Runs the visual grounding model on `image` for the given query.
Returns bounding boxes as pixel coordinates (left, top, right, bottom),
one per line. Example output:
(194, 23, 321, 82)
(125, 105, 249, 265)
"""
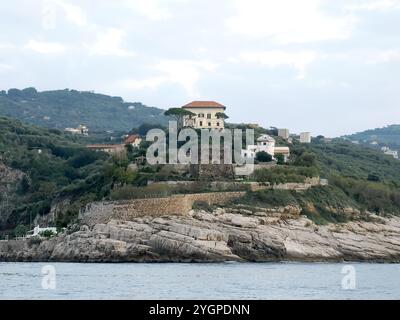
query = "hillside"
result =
(0, 88, 168, 131)
(234, 137, 400, 224)
(345, 125, 400, 150)
(2, 116, 400, 237)
(0, 116, 120, 233)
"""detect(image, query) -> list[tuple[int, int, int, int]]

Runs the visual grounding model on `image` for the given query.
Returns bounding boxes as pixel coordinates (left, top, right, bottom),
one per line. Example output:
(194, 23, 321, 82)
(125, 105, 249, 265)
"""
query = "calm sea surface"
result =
(1, 262, 399, 299)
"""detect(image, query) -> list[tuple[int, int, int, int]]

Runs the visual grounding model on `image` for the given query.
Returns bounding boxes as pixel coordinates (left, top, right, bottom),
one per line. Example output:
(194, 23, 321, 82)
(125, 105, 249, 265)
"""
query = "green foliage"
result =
(0, 88, 168, 131)
(215, 112, 229, 120)
(345, 124, 400, 149)
(367, 174, 381, 182)
(164, 108, 195, 128)
(17, 176, 30, 194)
(39, 230, 56, 238)
(130, 123, 166, 136)
(256, 151, 272, 162)
(253, 166, 317, 184)
(293, 152, 316, 167)
(238, 189, 297, 208)
(14, 225, 28, 237)
(0, 116, 116, 230)
(330, 175, 400, 214)
(275, 153, 285, 165)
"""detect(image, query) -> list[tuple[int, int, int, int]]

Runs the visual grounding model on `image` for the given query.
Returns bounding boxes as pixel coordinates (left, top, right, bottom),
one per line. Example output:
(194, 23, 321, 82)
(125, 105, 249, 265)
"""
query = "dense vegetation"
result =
(2, 112, 400, 234)
(0, 116, 140, 234)
(235, 138, 400, 224)
(344, 124, 400, 150)
(0, 88, 168, 131)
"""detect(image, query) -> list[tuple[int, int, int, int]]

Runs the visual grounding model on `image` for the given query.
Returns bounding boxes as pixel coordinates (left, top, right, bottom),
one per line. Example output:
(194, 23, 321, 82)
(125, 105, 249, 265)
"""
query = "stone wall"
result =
(148, 177, 323, 192)
(80, 191, 245, 225)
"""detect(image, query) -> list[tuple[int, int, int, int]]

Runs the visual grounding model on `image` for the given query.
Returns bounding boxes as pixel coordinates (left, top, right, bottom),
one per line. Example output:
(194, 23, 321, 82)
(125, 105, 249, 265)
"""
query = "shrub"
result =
(256, 151, 272, 162)
(14, 225, 28, 237)
(293, 152, 316, 167)
(275, 153, 285, 165)
(237, 189, 297, 208)
(39, 230, 56, 238)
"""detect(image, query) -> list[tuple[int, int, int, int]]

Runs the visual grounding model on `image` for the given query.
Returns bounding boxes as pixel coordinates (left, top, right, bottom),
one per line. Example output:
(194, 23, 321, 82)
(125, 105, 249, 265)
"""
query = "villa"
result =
(182, 101, 226, 129)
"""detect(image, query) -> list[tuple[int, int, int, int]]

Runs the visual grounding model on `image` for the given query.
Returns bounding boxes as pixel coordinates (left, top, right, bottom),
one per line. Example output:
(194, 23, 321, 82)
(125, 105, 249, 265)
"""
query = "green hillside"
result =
(2, 115, 400, 235)
(241, 138, 400, 224)
(0, 88, 168, 131)
(0, 116, 119, 233)
(345, 125, 400, 150)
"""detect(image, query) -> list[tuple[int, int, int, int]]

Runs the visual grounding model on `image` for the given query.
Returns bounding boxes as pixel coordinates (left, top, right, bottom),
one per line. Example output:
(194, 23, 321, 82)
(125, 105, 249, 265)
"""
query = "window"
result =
(199, 121, 203, 126)
(216, 122, 220, 127)
(208, 122, 211, 126)
(207, 113, 211, 119)
(198, 113, 204, 118)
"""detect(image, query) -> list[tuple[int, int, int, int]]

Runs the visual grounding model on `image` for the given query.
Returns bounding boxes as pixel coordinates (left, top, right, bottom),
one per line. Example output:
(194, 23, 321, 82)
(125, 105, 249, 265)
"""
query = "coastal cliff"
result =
(1, 207, 400, 263)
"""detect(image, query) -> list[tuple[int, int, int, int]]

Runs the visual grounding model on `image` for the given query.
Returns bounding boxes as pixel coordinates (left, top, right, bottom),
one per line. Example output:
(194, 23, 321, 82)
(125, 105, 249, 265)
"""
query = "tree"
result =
(256, 151, 272, 162)
(268, 127, 279, 136)
(215, 112, 229, 120)
(164, 108, 195, 129)
(294, 152, 316, 167)
(18, 176, 30, 194)
(14, 225, 28, 237)
(275, 153, 285, 165)
(39, 230, 56, 238)
(367, 174, 380, 182)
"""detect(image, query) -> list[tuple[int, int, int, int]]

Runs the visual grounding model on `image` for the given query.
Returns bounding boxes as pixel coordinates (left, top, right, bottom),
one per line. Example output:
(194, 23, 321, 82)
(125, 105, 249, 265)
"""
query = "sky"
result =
(1, 0, 400, 137)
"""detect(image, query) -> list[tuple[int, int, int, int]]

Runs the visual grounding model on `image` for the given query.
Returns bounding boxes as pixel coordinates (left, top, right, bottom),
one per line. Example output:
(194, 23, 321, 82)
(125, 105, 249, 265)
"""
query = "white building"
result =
(64, 124, 89, 136)
(383, 148, 399, 159)
(182, 101, 226, 129)
(300, 132, 311, 143)
(256, 134, 276, 154)
(274, 146, 291, 162)
(27, 225, 57, 238)
(241, 134, 290, 163)
(278, 128, 290, 140)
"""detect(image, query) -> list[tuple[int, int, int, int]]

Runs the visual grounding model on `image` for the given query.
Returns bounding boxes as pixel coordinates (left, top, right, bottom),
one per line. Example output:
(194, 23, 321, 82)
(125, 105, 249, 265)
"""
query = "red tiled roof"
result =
(124, 134, 141, 144)
(182, 101, 226, 109)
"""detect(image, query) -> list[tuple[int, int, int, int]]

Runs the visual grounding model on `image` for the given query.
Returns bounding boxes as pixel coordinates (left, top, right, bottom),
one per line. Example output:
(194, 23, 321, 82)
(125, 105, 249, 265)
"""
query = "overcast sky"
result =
(1, 0, 400, 136)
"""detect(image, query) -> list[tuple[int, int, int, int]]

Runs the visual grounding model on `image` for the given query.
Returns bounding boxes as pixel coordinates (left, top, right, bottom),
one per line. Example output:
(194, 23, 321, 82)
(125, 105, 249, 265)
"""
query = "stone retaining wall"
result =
(80, 191, 245, 225)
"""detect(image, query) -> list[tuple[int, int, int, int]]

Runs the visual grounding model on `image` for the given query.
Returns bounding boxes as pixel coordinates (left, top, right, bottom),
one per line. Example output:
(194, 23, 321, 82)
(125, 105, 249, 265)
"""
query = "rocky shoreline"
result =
(1, 208, 400, 263)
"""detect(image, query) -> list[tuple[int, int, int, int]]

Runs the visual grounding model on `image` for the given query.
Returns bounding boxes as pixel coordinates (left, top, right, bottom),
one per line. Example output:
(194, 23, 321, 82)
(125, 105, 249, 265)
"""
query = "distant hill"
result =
(345, 125, 400, 150)
(0, 88, 168, 132)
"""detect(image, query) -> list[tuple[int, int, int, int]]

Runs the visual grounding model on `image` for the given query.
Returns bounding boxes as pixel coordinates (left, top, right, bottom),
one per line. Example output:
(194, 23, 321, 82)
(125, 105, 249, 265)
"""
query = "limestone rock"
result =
(2, 210, 400, 263)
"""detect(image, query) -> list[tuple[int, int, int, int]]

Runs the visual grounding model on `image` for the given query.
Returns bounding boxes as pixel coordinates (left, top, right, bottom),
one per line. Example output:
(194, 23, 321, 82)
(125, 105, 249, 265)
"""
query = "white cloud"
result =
(123, 0, 173, 21)
(237, 50, 318, 79)
(366, 49, 400, 63)
(0, 64, 13, 72)
(89, 28, 135, 57)
(25, 40, 66, 54)
(118, 59, 217, 96)
(49, 0, 87, 26)
(346, 0, 400, 11)
(0, 43, 14, 49)
(226, 0, 355, 44)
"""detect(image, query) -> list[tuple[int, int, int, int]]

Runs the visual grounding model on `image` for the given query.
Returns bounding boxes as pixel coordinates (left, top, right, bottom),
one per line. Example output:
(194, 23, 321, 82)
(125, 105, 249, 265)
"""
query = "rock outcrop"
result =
(1, 208, 400, 262)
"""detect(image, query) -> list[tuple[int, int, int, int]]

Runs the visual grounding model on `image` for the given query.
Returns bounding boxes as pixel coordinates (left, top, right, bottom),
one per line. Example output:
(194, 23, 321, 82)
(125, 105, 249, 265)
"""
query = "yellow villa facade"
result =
(182, 101, 226, 129)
